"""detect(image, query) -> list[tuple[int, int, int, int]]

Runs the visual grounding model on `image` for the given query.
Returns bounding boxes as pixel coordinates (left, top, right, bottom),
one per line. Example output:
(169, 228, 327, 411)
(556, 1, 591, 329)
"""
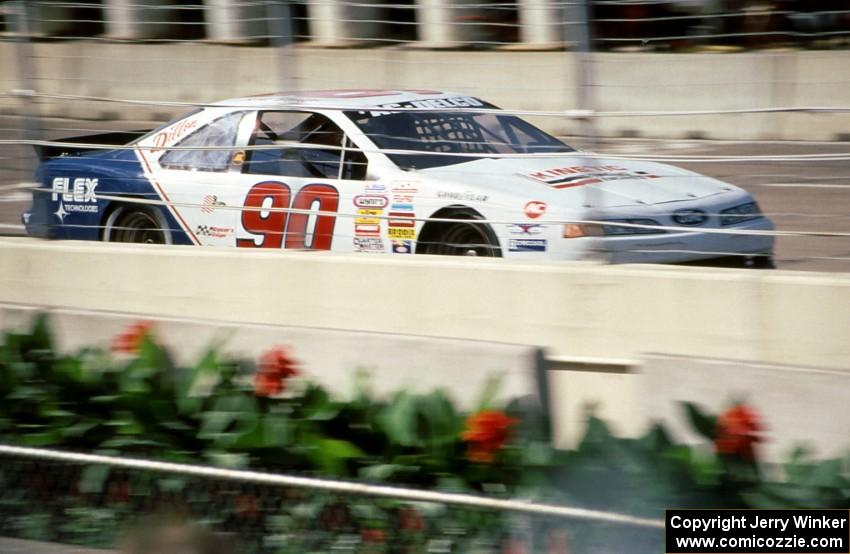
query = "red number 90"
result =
(236, 181, 339, 250)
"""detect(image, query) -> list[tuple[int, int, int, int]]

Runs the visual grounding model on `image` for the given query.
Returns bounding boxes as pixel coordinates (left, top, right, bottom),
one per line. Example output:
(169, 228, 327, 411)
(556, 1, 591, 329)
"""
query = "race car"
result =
(23, 89, 774, 265)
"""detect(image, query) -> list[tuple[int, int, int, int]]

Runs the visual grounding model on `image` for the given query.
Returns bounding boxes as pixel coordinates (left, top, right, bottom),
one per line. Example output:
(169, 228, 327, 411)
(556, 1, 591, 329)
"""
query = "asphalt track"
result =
(1, 115, 848, 272)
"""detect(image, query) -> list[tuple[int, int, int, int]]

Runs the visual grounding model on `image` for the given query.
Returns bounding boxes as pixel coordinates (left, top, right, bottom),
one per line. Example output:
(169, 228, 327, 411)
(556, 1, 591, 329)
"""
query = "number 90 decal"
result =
(236, 181, 340, 250)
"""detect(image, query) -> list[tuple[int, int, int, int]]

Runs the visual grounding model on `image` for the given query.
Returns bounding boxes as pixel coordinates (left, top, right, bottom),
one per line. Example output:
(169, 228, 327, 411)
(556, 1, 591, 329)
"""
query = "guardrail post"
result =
(9, 1, 44, 225)
(414, 0, 472, 47)
(267, 0, 298, 91)
(306, 0, 382, 46)
(26, 1, 75, 37)
(415, 0, 448, 46)
(103, 0, 174, 40)
(570, 0, 596, 148)
(518, 0, 562, 48)
(203, 0, 267, 43)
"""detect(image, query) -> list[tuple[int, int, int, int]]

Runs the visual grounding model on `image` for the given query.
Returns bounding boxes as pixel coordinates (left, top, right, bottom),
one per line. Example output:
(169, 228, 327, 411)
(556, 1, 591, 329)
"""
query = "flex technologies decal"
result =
(527, 165, 661, 189)
(51, 177, 99, 222)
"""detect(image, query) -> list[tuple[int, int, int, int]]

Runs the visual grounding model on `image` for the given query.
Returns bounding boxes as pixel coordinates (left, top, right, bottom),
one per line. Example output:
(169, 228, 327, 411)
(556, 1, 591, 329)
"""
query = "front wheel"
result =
(418, 218, 501, 257)
(745, 255, 775, 269)
(103, 206, 170, 244)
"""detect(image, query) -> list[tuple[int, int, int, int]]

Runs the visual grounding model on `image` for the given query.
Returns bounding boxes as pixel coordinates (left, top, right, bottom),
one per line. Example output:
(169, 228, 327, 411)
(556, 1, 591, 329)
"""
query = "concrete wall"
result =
(1, 42, 848, 140)
(1, 238, 848, 371)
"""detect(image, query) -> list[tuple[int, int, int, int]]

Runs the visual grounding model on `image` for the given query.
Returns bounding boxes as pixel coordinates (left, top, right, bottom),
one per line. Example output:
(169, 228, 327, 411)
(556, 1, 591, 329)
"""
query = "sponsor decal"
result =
(390, 192, 416, 204)
(355, 223, 381, 236)
(391, 182, 419, 191)
(355, 209, 382, 225)
(508, 223, 544, 235)
(354, 192, 387, 240)
(195, 225, 234, 238)
(370, 96, 485, 116)
(526, 165, 661, 189)
(52, 177, 98, 203)
(364, 183, 387, 193)
(51, 177, 99, 222)
(391, 240, 413, 254)
(388, 212, 416, 228)
(524, 201, 547, 219)
(509, 238, 547, 252)
(153, 117, 199, 149)
(437, 191, 488, 202)
(354, 195, 388, 208)
(236, 181, 340, 250)
(393, 191, 416, 206)
(672, 209, 708, 226)
(391, 181, 418, 194)
(387, 183, 417, 241)
(201, 194, 226, 214)
(354, 193, 386, 238)
(388, 227, 416, 240)
(353, 236, 385, 253)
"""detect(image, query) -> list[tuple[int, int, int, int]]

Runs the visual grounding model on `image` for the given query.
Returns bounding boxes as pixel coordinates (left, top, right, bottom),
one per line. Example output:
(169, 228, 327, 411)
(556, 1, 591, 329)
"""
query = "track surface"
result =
(1, 116, 848, 272)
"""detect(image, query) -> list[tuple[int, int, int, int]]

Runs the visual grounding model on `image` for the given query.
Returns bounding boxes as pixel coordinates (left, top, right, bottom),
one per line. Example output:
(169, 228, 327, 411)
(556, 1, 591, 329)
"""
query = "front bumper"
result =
(593, 217, 775, 264)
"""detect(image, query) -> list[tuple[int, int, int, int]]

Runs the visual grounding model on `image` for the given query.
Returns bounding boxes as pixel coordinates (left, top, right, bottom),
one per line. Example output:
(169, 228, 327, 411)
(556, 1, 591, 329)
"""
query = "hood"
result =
(418, 155, 736, 208)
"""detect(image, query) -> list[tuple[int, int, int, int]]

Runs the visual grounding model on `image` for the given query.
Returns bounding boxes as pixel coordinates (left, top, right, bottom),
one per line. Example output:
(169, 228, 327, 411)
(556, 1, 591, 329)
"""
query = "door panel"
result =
(234, 110, 372, 253)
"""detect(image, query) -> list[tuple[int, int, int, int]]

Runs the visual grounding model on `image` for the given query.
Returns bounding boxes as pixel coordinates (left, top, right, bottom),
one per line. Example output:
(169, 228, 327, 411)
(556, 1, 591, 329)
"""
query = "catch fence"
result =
(0, 444, 663, 553)
(1, 1, 849, 270)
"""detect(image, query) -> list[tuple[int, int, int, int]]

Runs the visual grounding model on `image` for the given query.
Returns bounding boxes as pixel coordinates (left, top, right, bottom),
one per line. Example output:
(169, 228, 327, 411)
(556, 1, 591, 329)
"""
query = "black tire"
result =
(104, 206, 169, 244)
(745, 255, 776, 269)
(418, 215, 501, 257)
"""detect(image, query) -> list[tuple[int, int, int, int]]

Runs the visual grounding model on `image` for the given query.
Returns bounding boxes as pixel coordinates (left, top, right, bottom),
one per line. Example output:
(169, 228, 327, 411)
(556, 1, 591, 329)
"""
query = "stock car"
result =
(23, 89, 774, 265)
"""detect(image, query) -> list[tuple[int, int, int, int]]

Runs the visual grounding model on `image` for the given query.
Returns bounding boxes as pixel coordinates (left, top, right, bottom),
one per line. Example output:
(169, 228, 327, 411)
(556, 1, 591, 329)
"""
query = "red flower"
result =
(502, 538, 527, 554)
(361, 528, 386, 543)
(107, 481, 131, 503)
(714, 404, 763, 460)
(460, 410, 518, 463)
(545, 529, 569, 554)
(399, 507, 425, 532)
(111, 321, 153, 354)
(254, 346, 300, 397)
(234, 494, 260, 520)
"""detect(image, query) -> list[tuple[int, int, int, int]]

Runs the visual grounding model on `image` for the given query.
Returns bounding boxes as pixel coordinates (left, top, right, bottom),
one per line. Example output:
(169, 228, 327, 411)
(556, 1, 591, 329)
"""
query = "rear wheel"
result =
(417, 214, 501, 257)
(104, 206, 169, 244)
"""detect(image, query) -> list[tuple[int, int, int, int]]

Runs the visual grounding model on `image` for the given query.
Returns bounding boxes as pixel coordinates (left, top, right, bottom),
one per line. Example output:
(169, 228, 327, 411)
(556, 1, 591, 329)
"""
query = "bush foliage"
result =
(0, 316, 846, 552)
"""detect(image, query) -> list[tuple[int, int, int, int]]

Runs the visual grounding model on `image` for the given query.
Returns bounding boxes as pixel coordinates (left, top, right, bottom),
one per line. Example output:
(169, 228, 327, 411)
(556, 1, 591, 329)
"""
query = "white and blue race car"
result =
(24, 89, 774, 265)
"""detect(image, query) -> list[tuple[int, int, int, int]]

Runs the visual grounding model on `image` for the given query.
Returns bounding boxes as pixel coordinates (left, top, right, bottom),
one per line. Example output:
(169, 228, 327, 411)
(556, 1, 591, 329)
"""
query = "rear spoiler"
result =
(34, 130, 152, 161)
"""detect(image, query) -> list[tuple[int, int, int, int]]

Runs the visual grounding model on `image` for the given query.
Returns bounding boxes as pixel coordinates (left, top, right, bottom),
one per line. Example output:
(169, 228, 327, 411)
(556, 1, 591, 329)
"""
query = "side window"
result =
(160, 112, 244, 172)
(244, 111, 367, 180)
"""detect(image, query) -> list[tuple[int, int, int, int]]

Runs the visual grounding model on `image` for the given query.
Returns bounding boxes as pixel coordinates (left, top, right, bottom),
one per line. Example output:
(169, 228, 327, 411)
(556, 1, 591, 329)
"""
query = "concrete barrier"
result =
(1, 238, 848, 370)
(0, 42, 848, 140)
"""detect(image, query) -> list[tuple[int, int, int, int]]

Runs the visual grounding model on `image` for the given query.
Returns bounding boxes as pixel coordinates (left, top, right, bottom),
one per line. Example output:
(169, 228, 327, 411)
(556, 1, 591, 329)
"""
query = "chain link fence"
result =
(0, 446, 663, 553)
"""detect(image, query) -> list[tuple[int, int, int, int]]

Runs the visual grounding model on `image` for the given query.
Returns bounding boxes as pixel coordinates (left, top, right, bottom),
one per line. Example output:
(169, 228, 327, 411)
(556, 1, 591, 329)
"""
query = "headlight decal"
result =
(719, 202, 763, 226)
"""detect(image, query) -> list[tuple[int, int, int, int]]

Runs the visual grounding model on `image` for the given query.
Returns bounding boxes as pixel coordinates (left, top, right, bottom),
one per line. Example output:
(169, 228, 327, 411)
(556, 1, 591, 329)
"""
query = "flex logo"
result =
(51, 177, 98, 203)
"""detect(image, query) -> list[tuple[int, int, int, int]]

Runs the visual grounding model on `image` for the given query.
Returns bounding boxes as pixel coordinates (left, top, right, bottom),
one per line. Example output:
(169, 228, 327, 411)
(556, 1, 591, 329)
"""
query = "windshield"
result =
(345, 108, 574, 170)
